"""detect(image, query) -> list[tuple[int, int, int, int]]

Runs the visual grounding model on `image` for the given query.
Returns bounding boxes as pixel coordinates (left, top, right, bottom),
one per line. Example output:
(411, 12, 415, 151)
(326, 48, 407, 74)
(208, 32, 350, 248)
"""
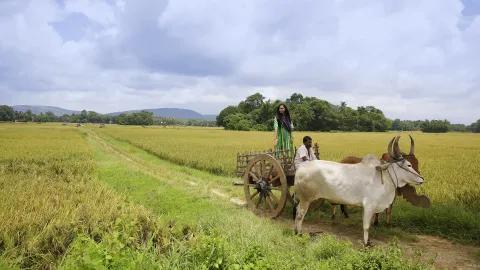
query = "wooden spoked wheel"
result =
(243, 154, 288, 218)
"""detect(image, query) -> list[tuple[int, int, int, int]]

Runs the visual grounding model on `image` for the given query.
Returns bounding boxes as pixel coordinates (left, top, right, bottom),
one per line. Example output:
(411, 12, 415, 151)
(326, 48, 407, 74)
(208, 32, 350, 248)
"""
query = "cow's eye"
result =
(407, 164, 412, 167)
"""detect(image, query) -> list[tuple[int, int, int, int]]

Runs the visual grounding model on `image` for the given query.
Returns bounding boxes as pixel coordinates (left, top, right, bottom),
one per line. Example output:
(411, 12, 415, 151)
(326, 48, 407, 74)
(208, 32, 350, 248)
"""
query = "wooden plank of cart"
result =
(235, 144, 320, 218)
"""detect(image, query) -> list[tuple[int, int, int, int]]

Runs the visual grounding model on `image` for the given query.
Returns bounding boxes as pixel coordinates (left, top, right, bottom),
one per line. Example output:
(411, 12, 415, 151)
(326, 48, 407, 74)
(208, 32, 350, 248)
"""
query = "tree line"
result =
(216, 93, 480, 133)
(0, 105, 216, 127)
(388, 119, 478, 133)
(2, 98, 478, 132)
(154, 117, 216, 127)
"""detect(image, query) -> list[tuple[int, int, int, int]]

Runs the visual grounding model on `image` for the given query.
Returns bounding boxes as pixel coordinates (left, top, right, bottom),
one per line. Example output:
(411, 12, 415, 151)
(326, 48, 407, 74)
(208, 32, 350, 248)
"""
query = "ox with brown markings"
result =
(336, 135, 430, 225)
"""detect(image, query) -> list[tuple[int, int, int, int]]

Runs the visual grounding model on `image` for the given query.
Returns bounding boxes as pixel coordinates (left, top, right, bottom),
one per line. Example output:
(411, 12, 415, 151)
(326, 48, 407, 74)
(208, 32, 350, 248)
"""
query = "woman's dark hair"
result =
(276, 103, 291, 119)
(276, 103, 292, 132)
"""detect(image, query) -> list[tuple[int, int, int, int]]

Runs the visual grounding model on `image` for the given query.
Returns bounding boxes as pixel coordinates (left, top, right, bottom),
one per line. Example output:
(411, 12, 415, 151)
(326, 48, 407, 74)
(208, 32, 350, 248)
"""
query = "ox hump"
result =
(361, 154, 381, 166)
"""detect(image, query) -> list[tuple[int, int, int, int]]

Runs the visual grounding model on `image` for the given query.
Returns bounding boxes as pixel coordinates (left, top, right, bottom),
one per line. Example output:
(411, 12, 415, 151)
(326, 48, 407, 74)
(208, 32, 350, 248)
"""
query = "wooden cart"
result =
(236, 144, 319, 218)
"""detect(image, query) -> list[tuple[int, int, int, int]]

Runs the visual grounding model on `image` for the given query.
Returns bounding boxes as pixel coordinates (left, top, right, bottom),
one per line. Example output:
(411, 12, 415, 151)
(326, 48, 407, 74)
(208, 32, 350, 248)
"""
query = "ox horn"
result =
(409, 135, 415, 155)
(393, 136, 402, 160)
(387, 137, 395, 158)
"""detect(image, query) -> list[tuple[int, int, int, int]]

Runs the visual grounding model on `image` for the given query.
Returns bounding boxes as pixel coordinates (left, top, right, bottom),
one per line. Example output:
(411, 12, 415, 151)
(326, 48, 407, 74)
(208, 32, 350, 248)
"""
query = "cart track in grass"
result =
(86, 128, 247, 207)
(86, 127, 480, 269)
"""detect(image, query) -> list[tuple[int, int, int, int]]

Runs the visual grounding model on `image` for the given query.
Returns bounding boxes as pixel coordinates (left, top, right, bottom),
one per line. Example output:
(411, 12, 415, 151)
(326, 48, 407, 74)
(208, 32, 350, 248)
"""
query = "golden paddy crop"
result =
(96, 125, 480, 211)
(0, 124, 165, 269)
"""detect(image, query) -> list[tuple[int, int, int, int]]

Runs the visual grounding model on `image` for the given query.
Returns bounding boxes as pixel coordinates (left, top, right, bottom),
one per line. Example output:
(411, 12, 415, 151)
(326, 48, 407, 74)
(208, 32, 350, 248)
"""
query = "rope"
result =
(392, 165, 400, 188)
(386, 165, 397, 189)
(381, 160, 424, 186)
(396, 161, 423, 179)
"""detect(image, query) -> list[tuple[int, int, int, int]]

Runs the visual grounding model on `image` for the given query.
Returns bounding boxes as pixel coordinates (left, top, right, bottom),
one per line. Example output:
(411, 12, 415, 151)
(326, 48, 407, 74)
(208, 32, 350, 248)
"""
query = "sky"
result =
(0, 0, 479, 124)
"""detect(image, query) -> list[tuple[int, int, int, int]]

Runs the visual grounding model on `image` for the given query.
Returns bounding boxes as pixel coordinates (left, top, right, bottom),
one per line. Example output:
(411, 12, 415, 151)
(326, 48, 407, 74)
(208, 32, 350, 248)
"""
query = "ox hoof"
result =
(331, 215, 336, 220)
(373, 221, 379, 227)
(343, 213, 349, 219)
(363, 240, 374, 248)
(309, 231, 323, 237)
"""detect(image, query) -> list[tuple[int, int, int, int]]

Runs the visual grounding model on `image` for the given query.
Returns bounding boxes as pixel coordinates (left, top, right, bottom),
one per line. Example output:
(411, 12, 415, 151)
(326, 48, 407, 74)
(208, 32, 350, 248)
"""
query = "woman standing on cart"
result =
(274, 103, 294, 157)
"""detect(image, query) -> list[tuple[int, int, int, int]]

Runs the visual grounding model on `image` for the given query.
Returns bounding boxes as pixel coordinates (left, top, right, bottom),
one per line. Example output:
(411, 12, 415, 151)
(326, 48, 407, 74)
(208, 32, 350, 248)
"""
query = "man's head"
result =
(303, 136, 312, 148)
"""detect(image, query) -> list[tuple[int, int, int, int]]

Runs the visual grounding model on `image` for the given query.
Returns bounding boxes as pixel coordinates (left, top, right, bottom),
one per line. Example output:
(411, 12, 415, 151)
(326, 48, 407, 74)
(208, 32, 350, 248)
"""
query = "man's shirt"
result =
(294, 144, 317, 168)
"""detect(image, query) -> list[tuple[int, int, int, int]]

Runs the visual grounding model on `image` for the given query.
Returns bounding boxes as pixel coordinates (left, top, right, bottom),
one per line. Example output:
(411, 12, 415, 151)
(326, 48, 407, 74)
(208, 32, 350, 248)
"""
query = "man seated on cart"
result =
(294, 136, 317, 168)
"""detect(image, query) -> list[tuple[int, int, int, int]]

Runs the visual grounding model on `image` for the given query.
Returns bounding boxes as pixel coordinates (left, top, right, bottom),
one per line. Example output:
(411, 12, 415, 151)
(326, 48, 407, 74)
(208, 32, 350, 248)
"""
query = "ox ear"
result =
(397, 185, 431, 208)
(375, 163, 389, 171)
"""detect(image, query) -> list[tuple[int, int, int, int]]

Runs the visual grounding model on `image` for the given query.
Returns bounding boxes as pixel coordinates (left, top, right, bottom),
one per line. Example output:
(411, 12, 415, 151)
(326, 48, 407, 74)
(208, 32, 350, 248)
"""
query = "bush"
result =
(252, 124, 268, 131)
(421, 120, 450, 133)
(224, 113, 254, 131)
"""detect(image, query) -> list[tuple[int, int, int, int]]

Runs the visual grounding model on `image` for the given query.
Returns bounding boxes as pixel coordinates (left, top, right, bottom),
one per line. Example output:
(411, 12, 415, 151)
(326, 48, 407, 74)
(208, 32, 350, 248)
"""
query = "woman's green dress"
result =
(274, 117, 294, 157)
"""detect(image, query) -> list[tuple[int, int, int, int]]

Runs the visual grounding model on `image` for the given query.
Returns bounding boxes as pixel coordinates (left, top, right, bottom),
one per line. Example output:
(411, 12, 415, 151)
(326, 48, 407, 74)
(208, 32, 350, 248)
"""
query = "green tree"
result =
(34, 113, 49, 123)
(289, 102, 314, 131)
(449, 123, 467, 132)
(25, 110, 33, 122)
(87, 111, 102, 123)
(308, 99, 339, 131)
(286, 93, 304, 105)
(79, 110, 88, 123)
(0, 105, 15, 121)
(254, 101, 276, 126)
(45, 111, 57, 122)
(218, 93, 389, 132)
(217, 106, 239, 127)
(14, 110, 25, 122)
(60, 114, 71, 123)
(356, 106, 389, 131)
(238, 93, 265, 113)
(116, 111, 154, 126)
(391, 119, 402, 130)
(224, 113, 253, 131)
(468, 119, 480, 133)
(421, 120, 450, 133)
(338, 106, 357, 131)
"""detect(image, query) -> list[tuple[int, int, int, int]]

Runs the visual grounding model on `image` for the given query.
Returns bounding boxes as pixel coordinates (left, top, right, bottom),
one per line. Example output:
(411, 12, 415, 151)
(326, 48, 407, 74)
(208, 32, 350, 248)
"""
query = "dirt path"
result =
(88, 128, 480, 269)
(274, 217, 480, 269)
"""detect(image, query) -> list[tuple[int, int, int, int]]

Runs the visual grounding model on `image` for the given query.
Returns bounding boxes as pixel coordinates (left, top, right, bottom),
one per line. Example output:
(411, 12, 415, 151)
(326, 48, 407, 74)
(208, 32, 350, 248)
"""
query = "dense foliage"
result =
(116, 111, 154, 126)
(420, 120, 450, 133)
(154, 117, 216, 127)
(216, 93, 478, 133)
(218, 93, 391, 132)
(469, 119, 480, 133)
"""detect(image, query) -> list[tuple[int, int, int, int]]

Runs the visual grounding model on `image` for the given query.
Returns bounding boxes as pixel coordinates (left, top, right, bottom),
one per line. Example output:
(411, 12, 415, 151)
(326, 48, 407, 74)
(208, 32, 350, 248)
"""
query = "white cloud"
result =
(0, 0, 479, 123)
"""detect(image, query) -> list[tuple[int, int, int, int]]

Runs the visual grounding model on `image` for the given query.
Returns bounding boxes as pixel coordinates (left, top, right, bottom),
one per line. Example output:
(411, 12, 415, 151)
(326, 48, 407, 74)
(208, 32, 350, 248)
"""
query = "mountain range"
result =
(11, 105, 216, 121)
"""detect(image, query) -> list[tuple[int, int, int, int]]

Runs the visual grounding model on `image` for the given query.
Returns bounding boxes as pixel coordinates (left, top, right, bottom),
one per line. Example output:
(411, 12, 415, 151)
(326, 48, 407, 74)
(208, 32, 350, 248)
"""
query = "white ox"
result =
(293, 138, 424, 246)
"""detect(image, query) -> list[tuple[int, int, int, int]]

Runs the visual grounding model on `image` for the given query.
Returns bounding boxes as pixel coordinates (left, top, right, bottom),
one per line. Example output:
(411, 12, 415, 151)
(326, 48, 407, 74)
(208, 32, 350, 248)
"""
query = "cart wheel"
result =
(244, 154, 288, 218)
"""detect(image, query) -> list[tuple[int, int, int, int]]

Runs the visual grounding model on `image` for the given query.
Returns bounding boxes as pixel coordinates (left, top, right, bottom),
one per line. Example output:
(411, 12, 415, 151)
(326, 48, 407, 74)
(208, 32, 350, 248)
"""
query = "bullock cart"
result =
(235, 144, 319, 218)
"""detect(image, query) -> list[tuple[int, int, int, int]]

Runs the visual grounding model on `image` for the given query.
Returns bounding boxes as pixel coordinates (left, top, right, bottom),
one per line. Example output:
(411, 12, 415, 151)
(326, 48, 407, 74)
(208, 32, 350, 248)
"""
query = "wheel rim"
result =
(244, 154, 288, 218)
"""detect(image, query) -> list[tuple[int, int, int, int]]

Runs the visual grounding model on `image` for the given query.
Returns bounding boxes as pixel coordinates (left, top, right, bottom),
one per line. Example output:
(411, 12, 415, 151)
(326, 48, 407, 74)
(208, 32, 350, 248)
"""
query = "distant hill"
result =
(10, 105, 216, 120)
(108, 108, 216, 120)
(12, 105, 80, 116)
(202, 114, 217, 121)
